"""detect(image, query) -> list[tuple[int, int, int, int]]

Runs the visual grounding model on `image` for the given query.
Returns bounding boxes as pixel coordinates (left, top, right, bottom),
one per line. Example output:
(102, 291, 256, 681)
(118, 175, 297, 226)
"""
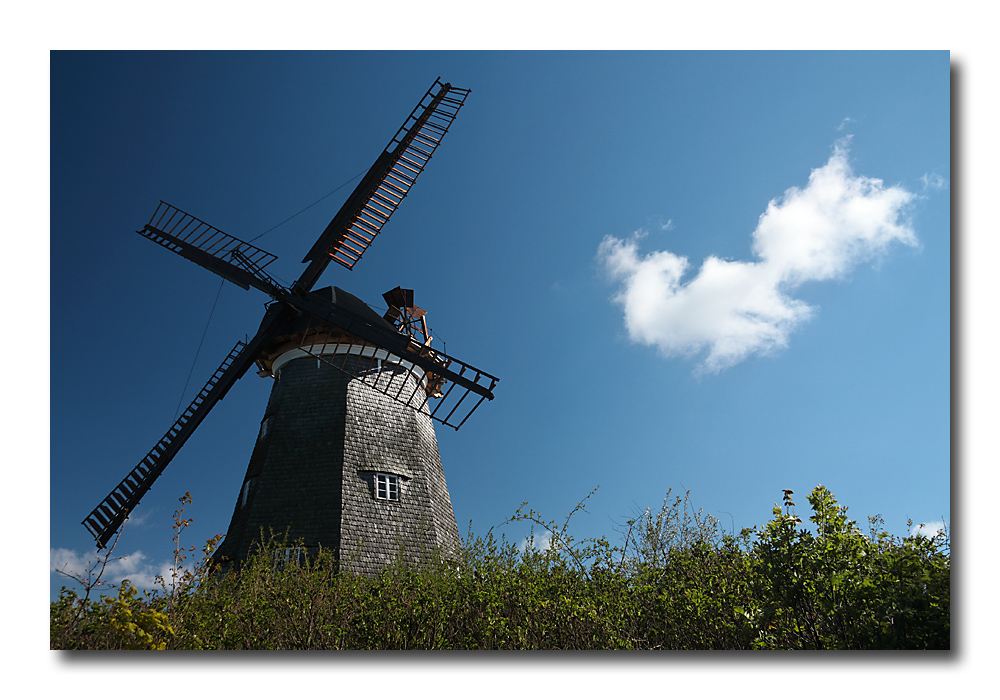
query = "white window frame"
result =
(240, 478, 254, 507)
(375, 473, 399, 501)
(272, 546, 304, 570)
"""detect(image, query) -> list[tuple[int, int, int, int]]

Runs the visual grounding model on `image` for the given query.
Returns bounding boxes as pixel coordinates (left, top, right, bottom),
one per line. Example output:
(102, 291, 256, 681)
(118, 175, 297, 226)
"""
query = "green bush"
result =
(747, 486, 949, 649)
(51, 486, 949, 650)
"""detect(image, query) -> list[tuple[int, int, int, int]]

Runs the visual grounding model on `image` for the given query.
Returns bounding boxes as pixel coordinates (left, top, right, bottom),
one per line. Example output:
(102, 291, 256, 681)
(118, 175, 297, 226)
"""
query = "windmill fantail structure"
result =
(82, 78, 497, 573)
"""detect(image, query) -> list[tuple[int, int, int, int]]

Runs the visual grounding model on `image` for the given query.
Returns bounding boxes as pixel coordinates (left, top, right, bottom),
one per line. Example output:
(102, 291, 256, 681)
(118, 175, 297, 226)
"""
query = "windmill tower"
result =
(82, 79, 498, 574)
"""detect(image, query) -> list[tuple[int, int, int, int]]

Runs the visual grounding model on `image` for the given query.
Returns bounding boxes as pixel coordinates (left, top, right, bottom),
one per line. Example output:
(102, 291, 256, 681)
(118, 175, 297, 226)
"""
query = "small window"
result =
(240, 478, 254, 507)
(375, 473, 399, 501)
(259, 416, 272, 439)
(272, 547, 304, 570)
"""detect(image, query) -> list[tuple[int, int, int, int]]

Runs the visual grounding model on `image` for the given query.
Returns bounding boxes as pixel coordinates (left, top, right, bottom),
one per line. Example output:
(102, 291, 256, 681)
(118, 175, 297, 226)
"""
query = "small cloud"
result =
(919, 172, 948, 192)
(627, 220, 674, 241)
(598, 138, 917, 374)
(910, 521, 946, 538)
(837, 117, 856, 132)
(123, 508, 153, 527)
(50, 548, 92, 579)
(51, 546, 178, 594)
(519, 531, 552, 553)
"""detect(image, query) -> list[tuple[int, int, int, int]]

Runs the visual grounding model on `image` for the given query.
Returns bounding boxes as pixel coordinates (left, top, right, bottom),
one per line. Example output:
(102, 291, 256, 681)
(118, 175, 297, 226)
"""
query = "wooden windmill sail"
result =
(82, 79, 497, 572)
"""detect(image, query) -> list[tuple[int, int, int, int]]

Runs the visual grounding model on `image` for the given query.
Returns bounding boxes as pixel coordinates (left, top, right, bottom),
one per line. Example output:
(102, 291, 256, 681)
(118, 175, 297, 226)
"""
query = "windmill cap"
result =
(265, 286, 397, 337)
(382, 286, 414, 309)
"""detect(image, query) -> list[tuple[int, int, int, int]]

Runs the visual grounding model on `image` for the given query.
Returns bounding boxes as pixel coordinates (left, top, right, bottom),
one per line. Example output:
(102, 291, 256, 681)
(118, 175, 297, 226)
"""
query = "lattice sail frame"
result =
(328, 81, 470, 269)
(140, 201, 285, 296)
(300, 79, 471, 277)
(83, 339, 253, 547)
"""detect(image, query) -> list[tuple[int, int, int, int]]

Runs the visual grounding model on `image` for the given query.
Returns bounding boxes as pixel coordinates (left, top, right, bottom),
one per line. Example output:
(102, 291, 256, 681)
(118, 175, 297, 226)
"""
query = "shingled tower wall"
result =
(213, 346, 461, 575)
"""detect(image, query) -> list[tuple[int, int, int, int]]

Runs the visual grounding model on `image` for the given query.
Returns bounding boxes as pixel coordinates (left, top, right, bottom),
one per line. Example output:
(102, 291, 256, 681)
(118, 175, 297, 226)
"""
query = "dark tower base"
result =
(213, 347, 460, 575)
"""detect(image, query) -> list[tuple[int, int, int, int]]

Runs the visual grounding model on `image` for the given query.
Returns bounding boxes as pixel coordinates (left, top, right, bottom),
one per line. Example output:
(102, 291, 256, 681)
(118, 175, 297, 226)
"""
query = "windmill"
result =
(82, 78, 498, 574)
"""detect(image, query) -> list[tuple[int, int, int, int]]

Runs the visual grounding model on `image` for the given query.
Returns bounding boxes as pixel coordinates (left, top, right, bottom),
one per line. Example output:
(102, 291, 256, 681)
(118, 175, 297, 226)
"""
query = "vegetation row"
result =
(51, 486, 949, 650)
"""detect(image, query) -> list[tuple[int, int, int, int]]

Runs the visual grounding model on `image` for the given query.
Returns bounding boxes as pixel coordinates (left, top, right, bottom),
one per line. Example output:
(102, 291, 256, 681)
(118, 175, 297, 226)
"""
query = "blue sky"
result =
(48, 51, 950, 601)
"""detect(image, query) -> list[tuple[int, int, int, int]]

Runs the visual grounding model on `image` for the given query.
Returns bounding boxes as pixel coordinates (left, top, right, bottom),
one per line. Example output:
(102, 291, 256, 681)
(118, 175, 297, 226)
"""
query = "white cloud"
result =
(51, 546, 179, 594)
(598, 138, 918, 374)
(919, 172, 948, 192)
(910, 520, 946, 538)
(519, 530, 553, 553)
